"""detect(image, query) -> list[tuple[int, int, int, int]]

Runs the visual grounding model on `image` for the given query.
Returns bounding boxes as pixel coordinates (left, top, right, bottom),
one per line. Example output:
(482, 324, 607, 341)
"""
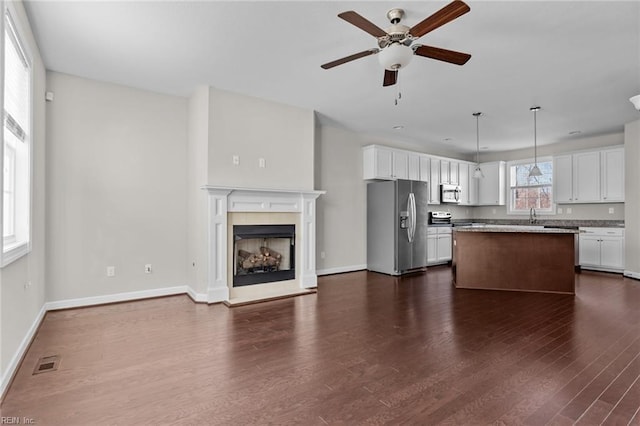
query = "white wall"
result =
(207, 87, 315, 190)
(0, 0, 47, 395)
(315, 125, 368, 274)
(624, 119, 640, 277)
(45, 72, 188, 301)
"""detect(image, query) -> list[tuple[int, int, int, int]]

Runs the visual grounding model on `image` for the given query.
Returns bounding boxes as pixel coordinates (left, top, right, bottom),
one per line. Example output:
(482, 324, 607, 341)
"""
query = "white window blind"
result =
(2, 8, 32, 265)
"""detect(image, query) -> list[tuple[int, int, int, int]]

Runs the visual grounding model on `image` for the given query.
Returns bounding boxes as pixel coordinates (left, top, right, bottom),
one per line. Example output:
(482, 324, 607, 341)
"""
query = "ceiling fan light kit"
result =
(378, 43, 414, 70)
(321, 0, 471, 87)
(630, 94, 640, 110)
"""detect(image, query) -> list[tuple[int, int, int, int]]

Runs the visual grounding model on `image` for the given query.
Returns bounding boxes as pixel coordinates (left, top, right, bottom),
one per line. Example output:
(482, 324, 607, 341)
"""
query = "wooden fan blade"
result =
(383, 69, 398, 87)
(414, 45, 471, 65)
(321, 49, 378, 69)
(410, 0, 470, 38)
(338, 11, 387, 38)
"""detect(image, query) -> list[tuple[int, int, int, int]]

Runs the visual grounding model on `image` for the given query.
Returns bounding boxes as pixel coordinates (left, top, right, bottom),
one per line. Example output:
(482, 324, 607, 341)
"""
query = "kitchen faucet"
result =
(529, 207, 537, 224)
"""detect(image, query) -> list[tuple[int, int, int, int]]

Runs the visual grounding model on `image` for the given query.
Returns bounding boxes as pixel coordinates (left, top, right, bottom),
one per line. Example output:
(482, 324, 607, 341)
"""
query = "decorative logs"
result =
(237, 247, 282, 272)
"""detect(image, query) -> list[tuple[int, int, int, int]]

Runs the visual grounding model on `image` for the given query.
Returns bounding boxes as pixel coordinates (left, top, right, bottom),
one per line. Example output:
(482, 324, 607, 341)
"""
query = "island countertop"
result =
(453, 225, 580, 234)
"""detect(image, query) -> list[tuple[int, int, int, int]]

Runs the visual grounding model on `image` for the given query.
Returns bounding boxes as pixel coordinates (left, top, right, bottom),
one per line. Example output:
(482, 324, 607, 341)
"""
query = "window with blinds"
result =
(2, 8, 32, 265)
(508, 158, 554, 214)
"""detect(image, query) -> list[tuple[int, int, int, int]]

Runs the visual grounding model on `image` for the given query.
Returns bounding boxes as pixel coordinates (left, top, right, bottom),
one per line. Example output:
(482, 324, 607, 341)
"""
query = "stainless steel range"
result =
(429, 211, 452, 225)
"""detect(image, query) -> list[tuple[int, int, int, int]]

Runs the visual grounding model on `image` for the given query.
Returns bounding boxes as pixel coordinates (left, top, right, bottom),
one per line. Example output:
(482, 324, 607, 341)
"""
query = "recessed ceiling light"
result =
(569, 130, 582, 135)
(393, 125, 404, 130)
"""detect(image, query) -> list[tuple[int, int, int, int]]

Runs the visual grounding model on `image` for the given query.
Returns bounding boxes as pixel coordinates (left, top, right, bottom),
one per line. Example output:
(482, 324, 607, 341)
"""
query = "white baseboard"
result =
(1, 304, 47, 399)
(186, 286, 208, 303)
(45, 285, 189, 311)
(317, 264, 367, 276)
(623, 270, 640, 280)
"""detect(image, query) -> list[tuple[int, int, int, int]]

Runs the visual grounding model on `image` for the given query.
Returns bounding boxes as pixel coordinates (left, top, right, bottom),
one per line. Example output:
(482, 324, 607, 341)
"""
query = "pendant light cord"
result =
(476, 114, 480, 164)
(533, 108, 537, 165)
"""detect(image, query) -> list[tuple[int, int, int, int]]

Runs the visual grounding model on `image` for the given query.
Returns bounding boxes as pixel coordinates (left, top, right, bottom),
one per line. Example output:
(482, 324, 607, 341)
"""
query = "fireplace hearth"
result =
(233, 224, 295, 286)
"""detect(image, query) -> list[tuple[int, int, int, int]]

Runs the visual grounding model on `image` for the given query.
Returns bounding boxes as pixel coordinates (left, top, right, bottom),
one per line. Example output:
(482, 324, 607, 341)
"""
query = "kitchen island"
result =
(452, 226, 580, 294)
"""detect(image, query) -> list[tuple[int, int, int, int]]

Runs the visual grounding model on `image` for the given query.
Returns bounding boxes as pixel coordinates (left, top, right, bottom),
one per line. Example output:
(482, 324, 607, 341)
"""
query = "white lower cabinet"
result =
(427, 226, 452, 265)
(579, 227, 624, 272)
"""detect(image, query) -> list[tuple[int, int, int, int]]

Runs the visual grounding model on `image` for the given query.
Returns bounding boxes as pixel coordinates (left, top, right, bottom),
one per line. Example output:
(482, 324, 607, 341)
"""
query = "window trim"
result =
(506, 156, 556, 216)
(1, 3, 33, 267)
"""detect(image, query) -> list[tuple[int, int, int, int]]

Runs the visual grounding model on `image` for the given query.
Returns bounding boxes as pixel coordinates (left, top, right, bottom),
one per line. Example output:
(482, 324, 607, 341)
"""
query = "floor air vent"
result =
(33, 355, 60, 375)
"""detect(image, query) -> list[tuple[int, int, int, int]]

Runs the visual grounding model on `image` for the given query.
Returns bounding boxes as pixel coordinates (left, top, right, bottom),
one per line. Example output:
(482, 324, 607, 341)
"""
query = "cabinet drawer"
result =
(579, 227, 624, 237)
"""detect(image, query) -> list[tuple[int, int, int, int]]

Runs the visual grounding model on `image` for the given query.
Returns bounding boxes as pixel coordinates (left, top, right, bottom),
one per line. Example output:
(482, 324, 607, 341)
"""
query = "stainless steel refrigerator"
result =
(367, 179, 429, 275)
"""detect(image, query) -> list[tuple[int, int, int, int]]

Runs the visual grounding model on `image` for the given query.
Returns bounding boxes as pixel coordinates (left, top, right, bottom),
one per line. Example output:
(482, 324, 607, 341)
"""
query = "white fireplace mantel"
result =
(201, 185, 325, 304)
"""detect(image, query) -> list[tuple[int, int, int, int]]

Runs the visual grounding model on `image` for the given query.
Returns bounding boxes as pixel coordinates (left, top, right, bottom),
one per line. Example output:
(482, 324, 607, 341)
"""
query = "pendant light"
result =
(528, 106, 542, 177)
(472, 112, 484, 179)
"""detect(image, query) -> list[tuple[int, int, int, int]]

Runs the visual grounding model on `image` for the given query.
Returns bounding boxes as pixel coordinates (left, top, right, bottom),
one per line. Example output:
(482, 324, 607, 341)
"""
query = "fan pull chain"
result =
(395, 74, 402, 106)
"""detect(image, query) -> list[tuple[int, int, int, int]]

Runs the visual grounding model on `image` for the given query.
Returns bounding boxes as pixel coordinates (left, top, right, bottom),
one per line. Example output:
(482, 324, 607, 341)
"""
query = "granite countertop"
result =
(454, 225, 580, 234)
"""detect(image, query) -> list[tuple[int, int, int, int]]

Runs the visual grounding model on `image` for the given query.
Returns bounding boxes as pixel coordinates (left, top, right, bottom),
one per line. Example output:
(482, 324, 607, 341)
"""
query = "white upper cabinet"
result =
(477, 161, 506, 205)
(554, 155, 573, 203)
(449, 162, 459, 185)
(573, 151, 601, 203)
(457, 162, 478, 206)
(407, 153, 420, 181)
(439, 160, 459, 185)
(429, 157, 441, 204)
(363, 145, 411, 180)
(601, 147, 624, 202)
(419, 155, 430, 183)
(363, 145, 393, 180)
(553, 146, 624, 204)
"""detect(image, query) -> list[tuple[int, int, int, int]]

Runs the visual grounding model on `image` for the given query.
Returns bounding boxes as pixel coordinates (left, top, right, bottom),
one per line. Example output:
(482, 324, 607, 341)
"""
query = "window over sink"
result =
(507, 158, 554, 215)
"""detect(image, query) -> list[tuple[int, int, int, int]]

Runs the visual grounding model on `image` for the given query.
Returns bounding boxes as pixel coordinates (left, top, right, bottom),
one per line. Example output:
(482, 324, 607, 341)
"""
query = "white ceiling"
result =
(23, 0, 640, 155)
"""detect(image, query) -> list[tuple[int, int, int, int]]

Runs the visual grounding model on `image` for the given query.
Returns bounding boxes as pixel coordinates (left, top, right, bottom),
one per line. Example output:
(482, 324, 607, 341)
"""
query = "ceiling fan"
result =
(321, 0, 472, 87)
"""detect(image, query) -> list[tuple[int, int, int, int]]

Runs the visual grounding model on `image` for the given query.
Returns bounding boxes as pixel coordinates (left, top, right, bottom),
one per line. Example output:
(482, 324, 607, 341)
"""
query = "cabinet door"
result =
(392, 151, 409, 180)
(478, 162, 505, 205)
(601, 148, 624, 202)
(573, 151, 601, 202)
(419, 155, 430, 183)
(440, 160, 450, 184)
(449, 162, 459, 185)
(363, 146, 393, 179)
(407, 154, 420, 181)
(427, 235, 438, 263)
(599, 237, 624, 269)
(429, 158, 441, 204)
(579, 235, 601, 266)
(554, 155, 573, 203)
(437, 234, 452, 262)
(458, 163, 469, 205)
(468, 167, 479, 205)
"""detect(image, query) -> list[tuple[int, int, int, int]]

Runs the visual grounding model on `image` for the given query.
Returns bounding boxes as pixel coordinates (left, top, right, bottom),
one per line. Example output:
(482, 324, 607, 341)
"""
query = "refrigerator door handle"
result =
(408, 192, 416, 243)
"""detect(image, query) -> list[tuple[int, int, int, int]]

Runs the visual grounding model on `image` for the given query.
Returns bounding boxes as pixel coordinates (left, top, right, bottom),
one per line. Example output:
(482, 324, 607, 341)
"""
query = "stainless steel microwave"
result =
(440, 184, 461, 203)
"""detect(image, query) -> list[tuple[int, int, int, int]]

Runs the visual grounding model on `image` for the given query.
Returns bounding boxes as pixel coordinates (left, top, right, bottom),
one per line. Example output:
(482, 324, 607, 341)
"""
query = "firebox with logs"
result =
(232, 224, 295, 286)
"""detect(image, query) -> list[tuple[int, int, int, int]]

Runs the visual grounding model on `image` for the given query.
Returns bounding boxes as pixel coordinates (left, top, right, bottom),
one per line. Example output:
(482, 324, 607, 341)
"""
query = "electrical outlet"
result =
(232, 155, 240, 165)
(107, 266, 115, 277)
(566, 208, 572, 214)
(557, 207, 563, 214)
(145, 264, 152, 273)
(320, 251, 325, 259)
(259, 158, 266, 168)
(608, 207, 615, 214)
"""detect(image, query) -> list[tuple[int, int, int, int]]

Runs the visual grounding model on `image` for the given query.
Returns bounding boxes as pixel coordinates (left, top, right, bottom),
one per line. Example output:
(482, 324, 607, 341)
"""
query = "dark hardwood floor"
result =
(1, 268, 639, 425)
